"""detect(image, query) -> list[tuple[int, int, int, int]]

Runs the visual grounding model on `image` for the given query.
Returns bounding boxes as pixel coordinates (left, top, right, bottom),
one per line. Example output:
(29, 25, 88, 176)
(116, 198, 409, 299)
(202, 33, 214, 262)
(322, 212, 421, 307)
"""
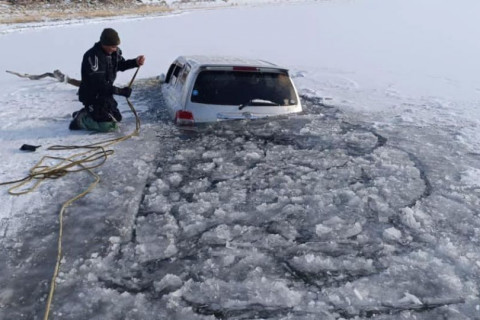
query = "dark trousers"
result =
(86, 96, 122, 122)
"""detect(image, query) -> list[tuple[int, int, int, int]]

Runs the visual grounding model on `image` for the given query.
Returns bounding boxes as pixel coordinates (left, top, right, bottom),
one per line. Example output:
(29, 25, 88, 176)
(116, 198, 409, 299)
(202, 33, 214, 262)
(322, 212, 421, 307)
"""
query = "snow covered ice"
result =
(1, 0, 480, 319)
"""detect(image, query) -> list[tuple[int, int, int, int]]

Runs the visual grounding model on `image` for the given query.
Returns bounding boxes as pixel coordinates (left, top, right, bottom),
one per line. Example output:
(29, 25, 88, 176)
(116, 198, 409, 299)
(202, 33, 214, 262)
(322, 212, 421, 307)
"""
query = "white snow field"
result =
(1, 0, 480, 319)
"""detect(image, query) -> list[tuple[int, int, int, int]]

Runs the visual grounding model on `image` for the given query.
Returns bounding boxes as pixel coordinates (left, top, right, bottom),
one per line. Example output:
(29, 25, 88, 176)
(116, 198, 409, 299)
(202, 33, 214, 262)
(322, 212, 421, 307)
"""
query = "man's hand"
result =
(136, 55, 145, 66)
(114, 86, 132, 98)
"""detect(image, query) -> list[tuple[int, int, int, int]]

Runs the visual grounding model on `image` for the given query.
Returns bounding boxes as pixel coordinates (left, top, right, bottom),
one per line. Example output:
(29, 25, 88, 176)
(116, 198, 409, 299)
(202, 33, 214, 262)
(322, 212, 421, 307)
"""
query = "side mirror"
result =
(158, 73, 166, 83)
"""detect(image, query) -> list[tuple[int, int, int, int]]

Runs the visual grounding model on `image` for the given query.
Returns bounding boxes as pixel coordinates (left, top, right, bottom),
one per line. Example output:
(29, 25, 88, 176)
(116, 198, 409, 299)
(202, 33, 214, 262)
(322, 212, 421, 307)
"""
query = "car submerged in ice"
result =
(160, 55, 302, 125)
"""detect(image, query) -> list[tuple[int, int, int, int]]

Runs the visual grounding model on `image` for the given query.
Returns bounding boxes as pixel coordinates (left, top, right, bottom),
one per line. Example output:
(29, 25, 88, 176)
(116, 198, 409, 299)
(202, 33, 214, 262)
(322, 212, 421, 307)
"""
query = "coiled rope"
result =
(1, 67, 141, 320)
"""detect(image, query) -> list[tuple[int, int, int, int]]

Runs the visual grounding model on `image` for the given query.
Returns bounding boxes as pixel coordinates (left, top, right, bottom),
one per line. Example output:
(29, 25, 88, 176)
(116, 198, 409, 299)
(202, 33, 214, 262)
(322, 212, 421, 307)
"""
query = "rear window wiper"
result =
(239, 99, 279, 110)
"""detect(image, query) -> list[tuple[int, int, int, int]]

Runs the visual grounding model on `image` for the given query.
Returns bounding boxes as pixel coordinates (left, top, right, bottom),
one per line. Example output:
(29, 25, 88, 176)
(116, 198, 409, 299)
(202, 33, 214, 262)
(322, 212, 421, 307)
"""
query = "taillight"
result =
(175, 110, 195, 126)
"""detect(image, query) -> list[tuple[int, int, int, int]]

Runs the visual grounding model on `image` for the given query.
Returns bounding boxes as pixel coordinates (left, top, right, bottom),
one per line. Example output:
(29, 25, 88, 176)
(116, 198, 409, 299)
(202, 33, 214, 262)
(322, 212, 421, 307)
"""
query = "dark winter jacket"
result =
(78, 42, 138, 122)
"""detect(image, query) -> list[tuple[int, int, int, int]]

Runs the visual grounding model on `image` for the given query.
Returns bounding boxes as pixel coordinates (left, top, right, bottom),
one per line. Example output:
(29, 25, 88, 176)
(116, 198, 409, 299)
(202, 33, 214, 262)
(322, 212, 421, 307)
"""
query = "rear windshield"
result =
(190, 70, 297, 106)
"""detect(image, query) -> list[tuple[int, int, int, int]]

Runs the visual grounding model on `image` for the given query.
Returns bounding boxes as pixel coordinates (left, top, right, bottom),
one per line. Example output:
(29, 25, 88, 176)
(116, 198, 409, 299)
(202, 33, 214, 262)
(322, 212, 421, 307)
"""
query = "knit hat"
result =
(100, 28, 120, 46)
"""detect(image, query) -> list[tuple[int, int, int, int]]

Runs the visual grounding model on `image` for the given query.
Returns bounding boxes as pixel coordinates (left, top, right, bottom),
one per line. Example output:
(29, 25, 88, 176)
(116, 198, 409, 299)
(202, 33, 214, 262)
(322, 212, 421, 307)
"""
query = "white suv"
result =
(160, 55, 302, 125)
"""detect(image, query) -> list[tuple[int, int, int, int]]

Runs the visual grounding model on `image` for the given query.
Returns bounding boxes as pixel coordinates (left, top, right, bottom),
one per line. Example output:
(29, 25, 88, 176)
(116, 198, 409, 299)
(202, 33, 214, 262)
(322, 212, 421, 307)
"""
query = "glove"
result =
(113, 86, 132, 98)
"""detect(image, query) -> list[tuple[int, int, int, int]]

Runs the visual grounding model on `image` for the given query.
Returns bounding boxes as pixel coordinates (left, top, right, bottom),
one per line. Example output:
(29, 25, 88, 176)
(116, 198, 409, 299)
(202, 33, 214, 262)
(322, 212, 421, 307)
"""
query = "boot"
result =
(69, 109, 86, 130)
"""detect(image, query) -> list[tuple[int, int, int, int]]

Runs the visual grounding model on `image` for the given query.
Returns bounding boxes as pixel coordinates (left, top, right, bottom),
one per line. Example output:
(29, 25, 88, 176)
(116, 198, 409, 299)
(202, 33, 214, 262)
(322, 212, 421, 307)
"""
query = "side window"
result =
(165, 63, 183, 84)
(179, 64, 191, 85)
(165, 64, 176, 83)
(172, 65, 181, 78)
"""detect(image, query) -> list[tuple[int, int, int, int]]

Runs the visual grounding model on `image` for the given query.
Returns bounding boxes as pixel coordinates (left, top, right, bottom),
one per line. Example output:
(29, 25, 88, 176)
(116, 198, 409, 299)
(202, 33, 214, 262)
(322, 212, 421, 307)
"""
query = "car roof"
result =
(175, 55, 288, 72)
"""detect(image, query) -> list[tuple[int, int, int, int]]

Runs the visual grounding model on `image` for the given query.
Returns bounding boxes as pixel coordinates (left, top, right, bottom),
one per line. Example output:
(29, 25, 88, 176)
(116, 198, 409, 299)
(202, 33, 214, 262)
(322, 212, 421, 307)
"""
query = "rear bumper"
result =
(216, 112, 264, 121)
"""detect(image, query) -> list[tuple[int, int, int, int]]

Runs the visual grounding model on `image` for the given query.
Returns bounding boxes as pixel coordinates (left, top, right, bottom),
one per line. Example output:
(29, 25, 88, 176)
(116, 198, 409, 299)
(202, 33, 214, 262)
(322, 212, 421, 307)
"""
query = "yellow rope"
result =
(43, 162, 100, 320)
(0, 68, 142, 320)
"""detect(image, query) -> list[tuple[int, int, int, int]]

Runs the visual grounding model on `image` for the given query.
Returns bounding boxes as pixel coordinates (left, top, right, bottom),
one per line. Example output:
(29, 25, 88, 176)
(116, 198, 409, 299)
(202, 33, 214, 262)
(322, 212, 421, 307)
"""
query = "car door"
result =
(163, 62, 190, 118)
